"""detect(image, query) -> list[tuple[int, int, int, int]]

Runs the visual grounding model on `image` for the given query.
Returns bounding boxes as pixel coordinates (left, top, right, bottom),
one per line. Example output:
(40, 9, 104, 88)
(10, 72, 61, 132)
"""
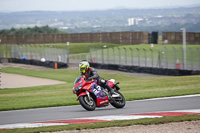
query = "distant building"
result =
(59, 27, 68, 30)
(128, 18, 143, 26)
(128, 18, 134, 26)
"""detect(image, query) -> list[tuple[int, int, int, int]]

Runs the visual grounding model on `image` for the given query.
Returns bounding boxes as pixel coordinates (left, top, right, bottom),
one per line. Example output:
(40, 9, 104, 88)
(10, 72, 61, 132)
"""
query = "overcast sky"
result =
(0, 0, 200, 12)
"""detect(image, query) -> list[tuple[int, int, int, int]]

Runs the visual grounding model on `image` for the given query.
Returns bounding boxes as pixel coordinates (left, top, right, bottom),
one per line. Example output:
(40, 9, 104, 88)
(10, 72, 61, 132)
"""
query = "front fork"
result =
(86, 90, 92, 100)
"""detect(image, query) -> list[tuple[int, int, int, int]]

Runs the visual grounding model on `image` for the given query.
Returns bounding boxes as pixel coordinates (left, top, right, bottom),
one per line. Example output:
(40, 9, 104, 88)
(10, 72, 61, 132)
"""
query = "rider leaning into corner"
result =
(79, 60, 118, 97)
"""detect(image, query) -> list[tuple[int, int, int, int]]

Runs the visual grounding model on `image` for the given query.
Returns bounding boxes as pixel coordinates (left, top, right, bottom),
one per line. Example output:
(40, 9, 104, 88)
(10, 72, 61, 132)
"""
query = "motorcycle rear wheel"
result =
(110, 91, 126, 108)
(78, 95, 96, 111)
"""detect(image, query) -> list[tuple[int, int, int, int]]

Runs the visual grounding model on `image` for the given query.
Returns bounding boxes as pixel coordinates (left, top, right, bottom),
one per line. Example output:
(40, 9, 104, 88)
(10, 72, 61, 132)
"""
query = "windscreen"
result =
(74, 76, 82, 85)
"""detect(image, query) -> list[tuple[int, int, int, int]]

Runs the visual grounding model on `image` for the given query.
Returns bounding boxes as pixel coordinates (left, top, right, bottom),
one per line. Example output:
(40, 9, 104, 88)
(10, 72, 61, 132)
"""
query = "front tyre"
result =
(110, 91, 126, 108)
(78, 95, 96, 111)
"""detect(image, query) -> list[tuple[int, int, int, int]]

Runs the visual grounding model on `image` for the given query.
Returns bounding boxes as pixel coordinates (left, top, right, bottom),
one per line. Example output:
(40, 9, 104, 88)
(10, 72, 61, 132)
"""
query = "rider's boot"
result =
(105, 83, 119, 97)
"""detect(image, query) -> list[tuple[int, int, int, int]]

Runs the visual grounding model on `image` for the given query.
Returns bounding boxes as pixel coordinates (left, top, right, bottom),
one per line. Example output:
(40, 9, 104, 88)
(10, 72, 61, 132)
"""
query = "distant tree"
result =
(0, 25, 67, 35)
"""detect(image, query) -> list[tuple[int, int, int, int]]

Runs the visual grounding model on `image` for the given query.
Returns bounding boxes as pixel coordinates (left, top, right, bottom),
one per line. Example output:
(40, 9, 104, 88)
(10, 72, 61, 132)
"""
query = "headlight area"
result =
(73, 84, 82, 94)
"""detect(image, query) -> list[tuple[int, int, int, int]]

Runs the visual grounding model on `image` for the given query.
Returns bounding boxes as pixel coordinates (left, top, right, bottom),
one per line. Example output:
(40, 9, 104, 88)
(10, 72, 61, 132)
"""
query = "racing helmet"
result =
(79, 61, 90, 74)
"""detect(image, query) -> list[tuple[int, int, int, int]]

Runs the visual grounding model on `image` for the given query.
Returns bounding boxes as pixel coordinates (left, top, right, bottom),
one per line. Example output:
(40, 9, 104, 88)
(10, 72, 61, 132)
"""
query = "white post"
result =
(181, 28, 186, 69)
(66, 42, 69, 63)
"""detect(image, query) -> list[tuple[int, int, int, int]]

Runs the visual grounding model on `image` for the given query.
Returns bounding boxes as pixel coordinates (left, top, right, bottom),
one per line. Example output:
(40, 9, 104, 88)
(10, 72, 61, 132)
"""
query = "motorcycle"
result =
(73, 75, 126, 111)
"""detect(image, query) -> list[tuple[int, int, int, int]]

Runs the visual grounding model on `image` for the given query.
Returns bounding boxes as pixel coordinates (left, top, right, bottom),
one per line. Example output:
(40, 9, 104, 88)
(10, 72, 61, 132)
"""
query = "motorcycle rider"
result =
(79, 61, 116, 97)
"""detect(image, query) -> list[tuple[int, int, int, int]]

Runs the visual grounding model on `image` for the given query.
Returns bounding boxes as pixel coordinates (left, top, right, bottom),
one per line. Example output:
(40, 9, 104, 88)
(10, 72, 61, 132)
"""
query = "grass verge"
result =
(1, 114, 199, 133)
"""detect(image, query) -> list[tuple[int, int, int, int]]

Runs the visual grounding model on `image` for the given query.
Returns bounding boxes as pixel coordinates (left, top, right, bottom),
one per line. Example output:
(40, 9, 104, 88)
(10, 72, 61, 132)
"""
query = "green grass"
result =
(158, 35, 162, 40)
(67, 43, 122, 54)
(1, 114, 199, 133)
(1, 67, 200, 111)
(26, 43, 123, 54)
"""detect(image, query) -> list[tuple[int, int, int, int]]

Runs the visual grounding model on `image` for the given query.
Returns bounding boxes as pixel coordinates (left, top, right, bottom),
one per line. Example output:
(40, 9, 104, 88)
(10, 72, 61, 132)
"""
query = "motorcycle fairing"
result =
(91, 83, 106, 99)
(107, 79, 115, 88)
(90, 83, 109, 106)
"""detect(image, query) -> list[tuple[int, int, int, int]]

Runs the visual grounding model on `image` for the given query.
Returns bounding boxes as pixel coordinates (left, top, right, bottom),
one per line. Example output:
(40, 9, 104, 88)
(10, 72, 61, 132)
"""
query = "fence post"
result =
(19, 45, 23, 59)
(101, 47, 104, 64)
(157, 50, 162, 68)
(117, 47, 121, 65)
(143, 48, 147, 67)
(112, 47, 115, 64)
(181, 47, 184, 70)
(27, 44, 30, 59)
(40, 44, 44, 60)
(164, 46, 168, 68)
(61, 46, 65, 63)
(173, 47, 177, 69)
(89, 46, 92, 62)
(5, 44, 7, 58)
(12, 44, 16, 58)
(27, 44, 30, 60)
(95, 47, 98, 63)
(136, 48, 140, 66)
(150, 48, 154, 67)
(130, 48, 133, 66)
(66, 42, 69, 63)
(123, 47, 127, 65)
(181, 28, 187, 70)
(189, 48, 193, 70)
(48, 46, 51, 61)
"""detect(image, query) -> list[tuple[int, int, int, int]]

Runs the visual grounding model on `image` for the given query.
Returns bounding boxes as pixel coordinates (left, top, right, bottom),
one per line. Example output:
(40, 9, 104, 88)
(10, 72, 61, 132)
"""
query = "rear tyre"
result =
(78, 95, 96, 111)
(110, 91, 126, 108)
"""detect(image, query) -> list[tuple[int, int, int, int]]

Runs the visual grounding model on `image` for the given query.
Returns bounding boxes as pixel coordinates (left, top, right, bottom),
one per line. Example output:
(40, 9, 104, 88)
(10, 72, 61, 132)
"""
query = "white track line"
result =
(75, 115, 162, 121)
(135, 94, 200, 102)
(0, 123, 68, 129)
(170, 109, 200, 113)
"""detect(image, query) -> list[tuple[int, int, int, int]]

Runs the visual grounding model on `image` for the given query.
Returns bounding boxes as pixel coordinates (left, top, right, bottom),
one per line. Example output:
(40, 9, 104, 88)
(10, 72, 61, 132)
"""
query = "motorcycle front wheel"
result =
(110, 91, 126, 108)
(78, 95, 96, 111)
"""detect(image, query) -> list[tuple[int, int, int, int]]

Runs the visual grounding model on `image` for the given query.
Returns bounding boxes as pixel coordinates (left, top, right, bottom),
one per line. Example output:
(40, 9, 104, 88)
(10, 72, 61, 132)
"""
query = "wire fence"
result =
(89, 46, 200, 71)
(1, 44, 200, 71)
(0, 44, 69, 63)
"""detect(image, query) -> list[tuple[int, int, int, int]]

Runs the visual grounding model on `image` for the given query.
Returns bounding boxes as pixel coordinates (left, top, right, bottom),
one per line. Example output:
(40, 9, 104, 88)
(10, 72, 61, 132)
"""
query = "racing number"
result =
(93, 85, 101, 95)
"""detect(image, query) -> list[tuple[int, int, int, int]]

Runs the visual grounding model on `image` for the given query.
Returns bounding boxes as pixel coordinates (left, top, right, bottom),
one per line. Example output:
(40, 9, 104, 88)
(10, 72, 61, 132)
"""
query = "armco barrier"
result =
(7, 58, 68, 69)
(90, 63, 200, 76)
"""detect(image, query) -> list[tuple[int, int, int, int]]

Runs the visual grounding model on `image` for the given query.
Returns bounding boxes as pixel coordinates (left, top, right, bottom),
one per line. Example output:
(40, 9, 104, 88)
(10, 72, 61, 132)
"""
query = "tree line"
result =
(0, 25, 67, 35)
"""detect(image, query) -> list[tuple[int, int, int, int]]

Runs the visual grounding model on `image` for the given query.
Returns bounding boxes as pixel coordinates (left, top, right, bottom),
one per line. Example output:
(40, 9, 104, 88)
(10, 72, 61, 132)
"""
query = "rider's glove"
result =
(86, 77, 92, 81)
(100, 79, 106, 84)
(88, 77, 93, 81)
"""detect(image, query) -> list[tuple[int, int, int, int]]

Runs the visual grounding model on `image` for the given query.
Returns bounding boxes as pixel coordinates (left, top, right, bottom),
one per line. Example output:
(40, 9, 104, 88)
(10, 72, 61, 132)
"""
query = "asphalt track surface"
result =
(0, 95, 200, 125)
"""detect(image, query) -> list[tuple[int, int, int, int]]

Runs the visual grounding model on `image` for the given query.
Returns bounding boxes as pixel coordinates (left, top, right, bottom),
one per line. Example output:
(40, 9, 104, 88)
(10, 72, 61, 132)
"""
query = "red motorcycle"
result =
(73, 75, 126, 111)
